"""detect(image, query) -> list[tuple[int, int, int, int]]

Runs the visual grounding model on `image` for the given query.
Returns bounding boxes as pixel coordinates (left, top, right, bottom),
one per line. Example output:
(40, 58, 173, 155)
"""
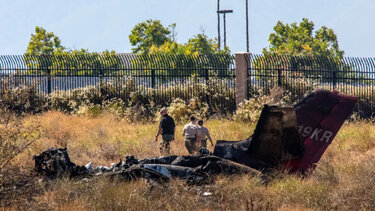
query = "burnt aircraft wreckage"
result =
(33, 90, 358, 184)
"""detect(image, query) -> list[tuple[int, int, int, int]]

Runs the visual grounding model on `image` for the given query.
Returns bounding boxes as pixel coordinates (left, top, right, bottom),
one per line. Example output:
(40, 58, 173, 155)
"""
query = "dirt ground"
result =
(0, 166, 42, 209)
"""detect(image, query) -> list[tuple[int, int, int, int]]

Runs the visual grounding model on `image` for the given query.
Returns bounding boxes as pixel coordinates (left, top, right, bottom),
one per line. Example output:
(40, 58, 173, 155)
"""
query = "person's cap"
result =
(198, 119, 203, 125)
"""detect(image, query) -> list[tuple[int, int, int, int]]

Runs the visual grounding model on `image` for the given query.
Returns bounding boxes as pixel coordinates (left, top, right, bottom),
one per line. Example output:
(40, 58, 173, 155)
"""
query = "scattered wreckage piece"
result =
(108, 165, 171, 183)
(214, 90, 358, 173)
(214, 105, 304, 171)
(135, 155, 260, 176)
(33, 148, 261, 184)
(33, 147, 88, 178)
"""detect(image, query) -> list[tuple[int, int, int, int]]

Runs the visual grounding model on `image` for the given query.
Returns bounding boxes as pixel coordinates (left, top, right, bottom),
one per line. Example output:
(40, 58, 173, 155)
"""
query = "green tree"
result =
(253, 19, 367, 99)
(185, 34, 227, 55)
(148, 33, 229, 56)
(263, 18, 344, 58)
(256, 18, 350, 85)
(129, 19, 172, 54)
(24, 26, 66, 75)
(144, 33, 232, 78)
(148, 41, 185, 55)
(25, 26, 122, 76)
(26, 26, 65, 55)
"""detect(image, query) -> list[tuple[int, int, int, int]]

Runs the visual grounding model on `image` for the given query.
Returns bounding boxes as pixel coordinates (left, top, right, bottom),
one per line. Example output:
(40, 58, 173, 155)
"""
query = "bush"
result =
(0, 82, 48, 115)
(124, 102, 159, 123)
(167, 98, 189, 122)
(164, 97, 211, 123)
(0, 110, 40, 169)
(233, 87, 292, 123)
(0, 74, 236, 119)
(50, 86, 103, 113)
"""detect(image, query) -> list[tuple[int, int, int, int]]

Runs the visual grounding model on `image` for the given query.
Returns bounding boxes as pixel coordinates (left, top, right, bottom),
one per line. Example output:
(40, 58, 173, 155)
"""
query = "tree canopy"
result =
(25, 26, 121, 75)
(24, 23, 231, 78)
(263, 18, 344, 58)
(129, 19, 172, 54)
(129, 20, 230, 56)
(129, 21, 232, 77)
(251, 19, 351, 89)
(184, 34, 225, 55)
(26, 26, 65, 55)
(148, 33, 229, 56)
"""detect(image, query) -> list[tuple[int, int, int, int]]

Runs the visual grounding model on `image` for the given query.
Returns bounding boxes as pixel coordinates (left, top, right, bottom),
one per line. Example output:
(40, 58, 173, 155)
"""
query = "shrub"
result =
(167, 98, 189, 122)
(0, 79, 48, 115)
(123, 102, 159, 123)
(50, 86, 103, 113)
(163, 97, 211, 123)
(76, 103, 102, 118)
(233, 87, 292, 123)
(0, 110, 40, 169)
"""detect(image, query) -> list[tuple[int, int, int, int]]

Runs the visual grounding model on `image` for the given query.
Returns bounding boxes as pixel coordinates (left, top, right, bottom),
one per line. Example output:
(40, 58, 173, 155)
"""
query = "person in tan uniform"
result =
(182, 116, 201, 154)
(197, 119, 214, 149)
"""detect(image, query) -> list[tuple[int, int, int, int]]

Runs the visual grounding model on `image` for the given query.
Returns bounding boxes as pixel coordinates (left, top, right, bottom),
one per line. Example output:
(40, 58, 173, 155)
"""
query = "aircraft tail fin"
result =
(284, 90, 358, 172)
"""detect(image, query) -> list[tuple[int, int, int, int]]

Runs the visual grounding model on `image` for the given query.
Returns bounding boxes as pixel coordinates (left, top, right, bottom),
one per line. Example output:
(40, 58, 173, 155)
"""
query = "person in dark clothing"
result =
(155, 108, 175, 155)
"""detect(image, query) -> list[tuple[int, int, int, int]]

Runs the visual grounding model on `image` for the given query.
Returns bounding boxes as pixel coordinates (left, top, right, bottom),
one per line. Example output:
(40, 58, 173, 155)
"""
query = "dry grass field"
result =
(1, 111, 375, 210)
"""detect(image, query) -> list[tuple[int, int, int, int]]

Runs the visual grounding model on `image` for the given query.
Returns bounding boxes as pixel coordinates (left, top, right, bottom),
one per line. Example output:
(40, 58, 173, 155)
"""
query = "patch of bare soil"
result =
(0, 165, 41, 209)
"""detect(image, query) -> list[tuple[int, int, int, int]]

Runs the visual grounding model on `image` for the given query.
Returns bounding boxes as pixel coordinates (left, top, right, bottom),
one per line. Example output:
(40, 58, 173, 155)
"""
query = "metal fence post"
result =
(205, 68, 209, 82)
(205, 69, 210, 103)
(151, 69, 155, 88)
(99, 72, 103, 98)
(277, 69, 282, 86)
(235, 52, 250, 107)
(332, 70, 337, 90)
(47, 66, 51, 95)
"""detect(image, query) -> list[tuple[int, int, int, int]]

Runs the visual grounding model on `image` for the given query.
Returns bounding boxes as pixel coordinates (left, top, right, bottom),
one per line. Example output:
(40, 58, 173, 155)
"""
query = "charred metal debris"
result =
(33, 90, 358, 184)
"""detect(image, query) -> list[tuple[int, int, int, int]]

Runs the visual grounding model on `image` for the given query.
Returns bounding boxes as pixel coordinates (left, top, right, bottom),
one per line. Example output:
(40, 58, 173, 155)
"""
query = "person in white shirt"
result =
(197, 119, 214, 149)
(182, 116, 201, 154)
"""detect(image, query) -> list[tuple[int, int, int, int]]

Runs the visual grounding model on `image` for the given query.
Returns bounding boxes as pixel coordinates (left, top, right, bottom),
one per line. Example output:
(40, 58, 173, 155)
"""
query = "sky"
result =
(1, 0, 375, 57)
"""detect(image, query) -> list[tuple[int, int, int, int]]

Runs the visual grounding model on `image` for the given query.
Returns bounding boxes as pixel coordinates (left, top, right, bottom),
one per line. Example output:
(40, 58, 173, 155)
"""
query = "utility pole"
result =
(217, 0, 220, 49)
(223, 12, 227, 48)
(246, 0, 249, 52)
(218, 10, 233, 48)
